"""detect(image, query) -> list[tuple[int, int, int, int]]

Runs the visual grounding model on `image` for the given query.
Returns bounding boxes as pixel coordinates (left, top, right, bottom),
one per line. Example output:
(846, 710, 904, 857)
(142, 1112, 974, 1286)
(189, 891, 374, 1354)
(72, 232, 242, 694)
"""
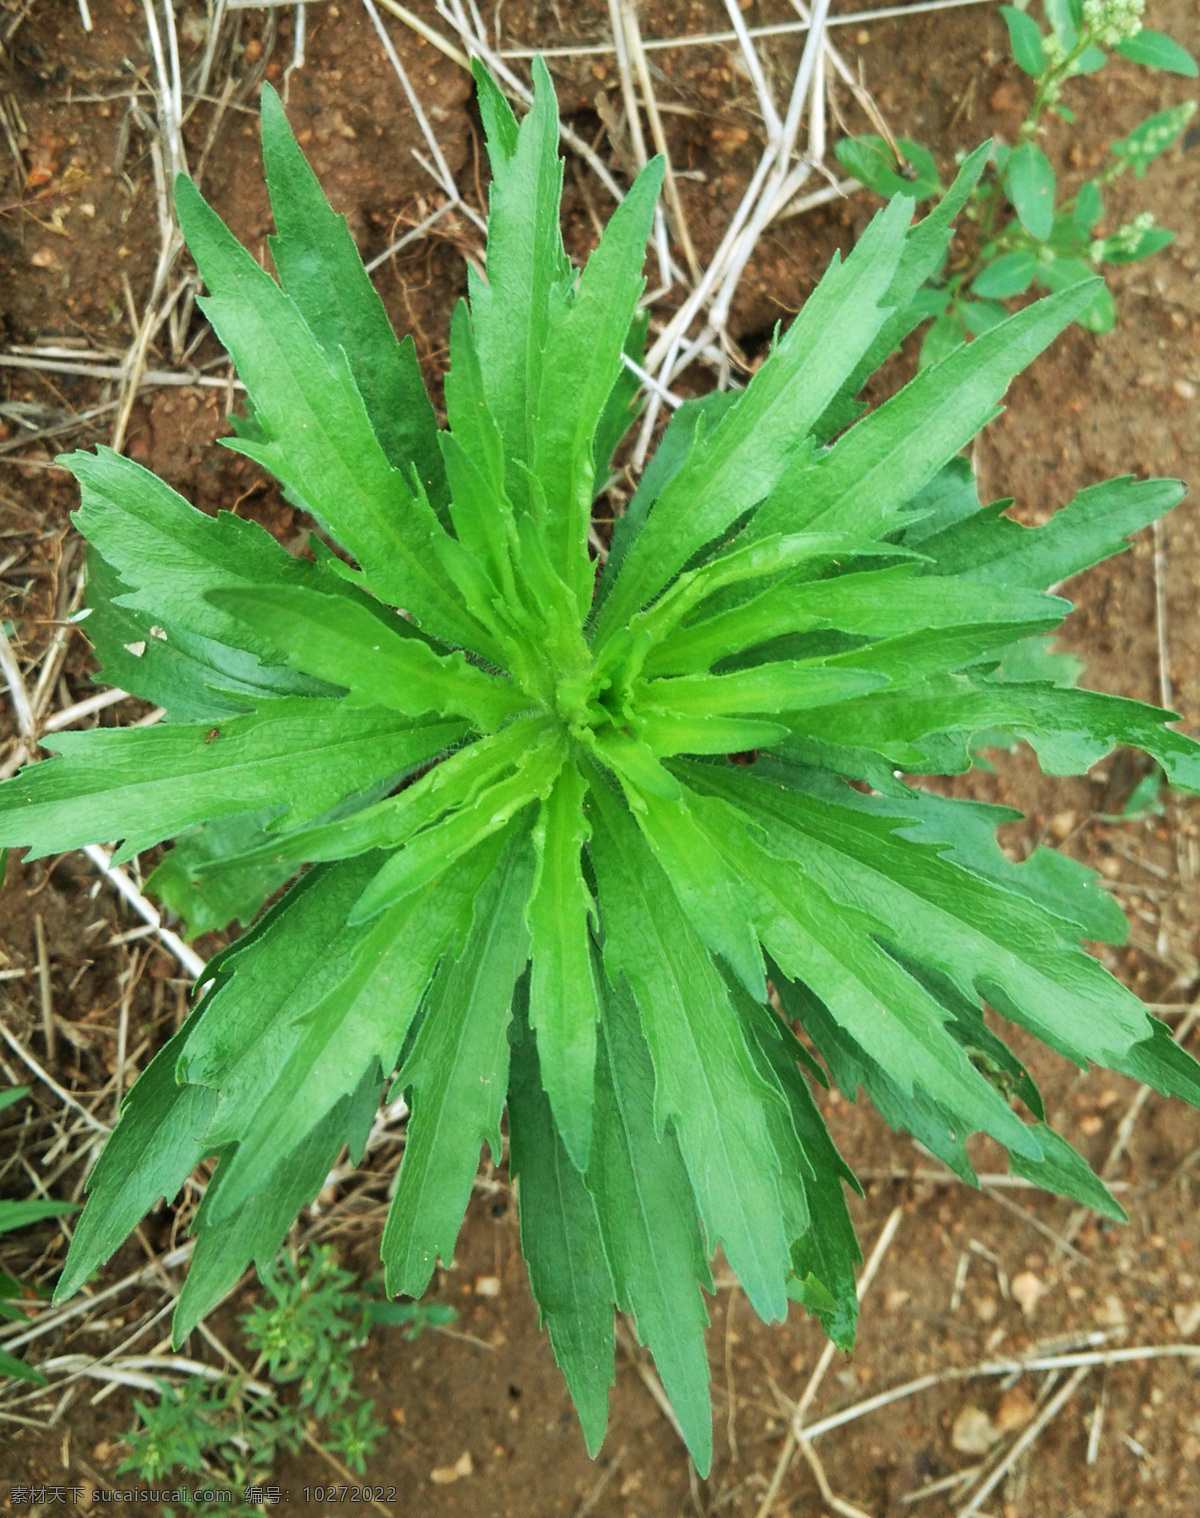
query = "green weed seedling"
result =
(119, 1246, 395, 1502)
(837, 0, 1197, 364)
(1, 61, 1199, 1474)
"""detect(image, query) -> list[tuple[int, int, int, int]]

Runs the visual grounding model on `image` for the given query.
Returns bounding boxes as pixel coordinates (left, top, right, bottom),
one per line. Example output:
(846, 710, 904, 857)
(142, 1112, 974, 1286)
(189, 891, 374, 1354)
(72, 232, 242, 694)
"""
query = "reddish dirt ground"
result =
(1, 1, 1199, 1515)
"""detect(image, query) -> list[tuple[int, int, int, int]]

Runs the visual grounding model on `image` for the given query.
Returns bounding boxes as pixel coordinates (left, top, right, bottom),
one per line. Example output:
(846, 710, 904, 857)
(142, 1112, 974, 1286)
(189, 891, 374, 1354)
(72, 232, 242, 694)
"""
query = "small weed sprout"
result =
(116, 1246, 441, 1497)
(836, 0, 1197, 361)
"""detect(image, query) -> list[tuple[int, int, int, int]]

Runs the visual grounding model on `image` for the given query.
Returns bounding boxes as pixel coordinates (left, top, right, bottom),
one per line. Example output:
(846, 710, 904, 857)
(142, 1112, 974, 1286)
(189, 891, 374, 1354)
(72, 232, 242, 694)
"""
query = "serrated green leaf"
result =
(1008, 1121, 1126, 1219)
(507, 986, 614, 1454)
(991, 633, 1084, 688)
(635, 712, 790, 758)
(586, 969, 714, 1475)
(596, 196, 914, 641)
(860, 777, 1126, 942)
(83, 552, 318, 723)
(175, 176, 491, 656)
(782, 662, 1200, 782)
(143, 808, 298, 938)
(1005, 142, 1056, 240)
(752, 282, 1102, 543)
(689, 759, 1168, 1074)
(622, 786, 764, 999)
(176, 843, 502, 1232)
(0, 700, 462, 865)
(259, 84, 449, 514)
(813, 141, 991, 427)
(1110, 1015, 1200, 1106)
(526, 762, 602, 1169)
(533, 156, 662, 608)
(1000, 5, 1046, 74)
(592, 310, 648, 481)
(469, 58, 571, 515)
(648, 565, 1062, 679)
(672, 778, 1039, 1158)
(350, 727, 565, 921)
(175, 1060, 383, 1340)
(71, 449, 345, 692)
(822, 619, 1068, 687)
(586, 770, 791, 1322)
(630, 532, 885, 660)
(777, 965, 979, 1182)
(595, 391, 738, 613)
(918, 476, 1184, 587)
(1114, 30, 1198, 76)
(56, 1023, 218, 1302)
(382, 829, 534, 1297)
(642, 663, 887, 719)
(204, 713, 551, 880)
(896, 456, 986, 545)
(210, 585, 531, 731)
(767, 975, 945, 1335)
(472, 57, 519, 166)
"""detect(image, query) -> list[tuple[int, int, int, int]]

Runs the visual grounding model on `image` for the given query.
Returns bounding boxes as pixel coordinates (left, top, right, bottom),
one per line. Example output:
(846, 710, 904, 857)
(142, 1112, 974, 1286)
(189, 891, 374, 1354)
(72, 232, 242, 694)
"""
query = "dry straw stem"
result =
(754, 1205, 904, 1518)
(81, 844, 207, 982)
(783, 1340, 1200, 1447)
(956, 1363, 1091, 1516)
(38, 1351, 275, 1400)
(0, 1017, 111, 1138)
(362, 0, 485, 235)
(491, 0, 994, 58)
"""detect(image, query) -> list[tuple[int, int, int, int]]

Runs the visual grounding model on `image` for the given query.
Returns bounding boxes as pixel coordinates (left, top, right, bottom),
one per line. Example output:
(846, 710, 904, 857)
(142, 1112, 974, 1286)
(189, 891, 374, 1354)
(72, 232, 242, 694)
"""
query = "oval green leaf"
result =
(999, 5, 1046, 75)
(1005, 142, 1056, 241)
(972, 251, 1039, 298)
(1114, 30, 1198, 77)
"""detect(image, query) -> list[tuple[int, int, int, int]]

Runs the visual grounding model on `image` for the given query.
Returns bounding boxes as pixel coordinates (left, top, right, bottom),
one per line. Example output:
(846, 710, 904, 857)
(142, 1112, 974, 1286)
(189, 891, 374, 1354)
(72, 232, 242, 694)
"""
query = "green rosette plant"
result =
(2, 65, 1199, 1470)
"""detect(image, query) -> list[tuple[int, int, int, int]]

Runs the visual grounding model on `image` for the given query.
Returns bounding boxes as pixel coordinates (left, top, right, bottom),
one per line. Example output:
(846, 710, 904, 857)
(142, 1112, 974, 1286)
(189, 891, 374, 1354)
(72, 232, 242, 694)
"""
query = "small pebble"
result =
(1011, 1271, 1044, 1316)
(951, 1404, 1001, 1455)
(430, 1451, 473, 1484)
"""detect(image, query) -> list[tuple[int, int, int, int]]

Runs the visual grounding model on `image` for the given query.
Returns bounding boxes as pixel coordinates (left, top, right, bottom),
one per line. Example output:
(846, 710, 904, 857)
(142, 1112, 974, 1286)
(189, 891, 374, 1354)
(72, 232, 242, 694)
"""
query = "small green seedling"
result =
(837, 0, 1197, 363)
(1, 63, 1198, 1474)
(119, 1246, 389, 1500)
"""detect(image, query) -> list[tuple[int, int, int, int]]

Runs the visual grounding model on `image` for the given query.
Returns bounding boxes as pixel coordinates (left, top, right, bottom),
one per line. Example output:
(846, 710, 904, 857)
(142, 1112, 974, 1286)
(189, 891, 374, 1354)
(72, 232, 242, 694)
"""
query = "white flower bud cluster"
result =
(1082, 0, 1144, 47)
(1125, 101, 1196, 160)
(1091, 210, 1155, 261)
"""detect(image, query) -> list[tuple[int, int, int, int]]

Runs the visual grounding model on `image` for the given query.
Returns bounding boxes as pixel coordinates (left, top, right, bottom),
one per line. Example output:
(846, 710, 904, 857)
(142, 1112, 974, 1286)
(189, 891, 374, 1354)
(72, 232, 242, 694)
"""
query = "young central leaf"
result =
(1, 60, 1197, 1478)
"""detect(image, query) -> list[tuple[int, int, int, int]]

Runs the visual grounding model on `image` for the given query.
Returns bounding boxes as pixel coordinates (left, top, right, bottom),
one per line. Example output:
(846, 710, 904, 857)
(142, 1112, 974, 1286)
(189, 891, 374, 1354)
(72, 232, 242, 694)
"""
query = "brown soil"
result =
(2, 1, 1199, 1516)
